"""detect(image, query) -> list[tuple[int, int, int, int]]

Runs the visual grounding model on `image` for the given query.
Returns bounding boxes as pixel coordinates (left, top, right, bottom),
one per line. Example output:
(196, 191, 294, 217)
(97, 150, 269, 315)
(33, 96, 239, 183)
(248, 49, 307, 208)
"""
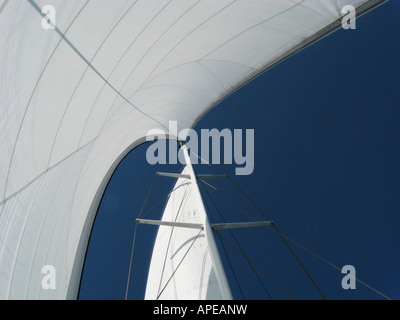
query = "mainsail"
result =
(0, 0, 385, 299)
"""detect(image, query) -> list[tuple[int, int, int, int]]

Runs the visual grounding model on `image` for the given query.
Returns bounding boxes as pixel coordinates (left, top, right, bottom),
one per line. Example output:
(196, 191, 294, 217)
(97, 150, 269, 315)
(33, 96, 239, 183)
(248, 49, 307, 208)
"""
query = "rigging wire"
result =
(124, 172, 159, 300)
(156, 188, 190, 297)
(199, 178, 263, 221)
(156, 228, 204, 300)
(190, 150, 326, 300)
(264, 225, 393, 301)
(223, 173, 395, 300)
(200, 183, 246, 299)
(230, 174, 331, 298)
(124, 223, 139, 300)
(216, 231, 298, 300)
(200, 182, 274, 300)
(195, 159, 392, 300)
(199, 178, 267, 226)
(140, 179, 190, 219)
(126, 148, 392, 301)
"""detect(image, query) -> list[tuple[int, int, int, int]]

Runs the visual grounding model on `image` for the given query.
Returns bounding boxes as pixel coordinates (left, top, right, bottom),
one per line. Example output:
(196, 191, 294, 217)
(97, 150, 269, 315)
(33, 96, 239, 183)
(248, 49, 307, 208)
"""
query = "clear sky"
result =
(78, 1, 400, 300)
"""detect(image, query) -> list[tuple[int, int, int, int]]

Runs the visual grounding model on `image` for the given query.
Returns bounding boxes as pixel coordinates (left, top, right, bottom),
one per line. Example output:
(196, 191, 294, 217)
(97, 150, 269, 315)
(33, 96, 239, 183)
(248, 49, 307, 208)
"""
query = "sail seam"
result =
(46, 1, 139, 168)
(200, 0, 307, 61)
(2, 0, 91, 201)
(77, 0, 174, 147)
(115, 0, 202, 103)
(135, 0, 239, 94)
(0, 138, 96, 208)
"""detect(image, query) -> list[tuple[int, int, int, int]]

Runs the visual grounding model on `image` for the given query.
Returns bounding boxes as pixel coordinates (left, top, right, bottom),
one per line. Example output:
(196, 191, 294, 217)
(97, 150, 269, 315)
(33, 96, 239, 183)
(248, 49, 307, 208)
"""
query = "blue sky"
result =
(78, 2, 400, 300)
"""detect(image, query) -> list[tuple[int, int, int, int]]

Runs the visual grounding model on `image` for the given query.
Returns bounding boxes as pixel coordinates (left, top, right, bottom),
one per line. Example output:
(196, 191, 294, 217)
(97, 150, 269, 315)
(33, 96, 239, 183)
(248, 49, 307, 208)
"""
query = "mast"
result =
(141, 145, 273, 300)
(181, 145, 232, 300)
(142, 145, 233, 300)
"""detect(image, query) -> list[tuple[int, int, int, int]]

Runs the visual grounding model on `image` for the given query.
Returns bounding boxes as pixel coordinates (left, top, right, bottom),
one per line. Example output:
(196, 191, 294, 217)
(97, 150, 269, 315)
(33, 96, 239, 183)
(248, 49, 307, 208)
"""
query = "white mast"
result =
(141, 145, 273, 299)
(181, 145, 232, 300)
(143, 145, 232, 300)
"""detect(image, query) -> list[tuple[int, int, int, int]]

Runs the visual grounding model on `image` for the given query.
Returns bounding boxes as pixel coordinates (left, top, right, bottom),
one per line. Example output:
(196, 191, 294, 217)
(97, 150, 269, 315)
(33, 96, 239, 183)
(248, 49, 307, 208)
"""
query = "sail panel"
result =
(0, 0, 384, 299)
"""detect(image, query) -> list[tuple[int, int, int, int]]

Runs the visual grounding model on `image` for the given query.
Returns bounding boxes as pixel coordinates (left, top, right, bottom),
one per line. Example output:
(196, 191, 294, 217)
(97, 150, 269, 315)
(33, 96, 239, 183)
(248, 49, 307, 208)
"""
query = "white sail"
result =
(0, 0, 385, 299)
(145, 146, 231, 300)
